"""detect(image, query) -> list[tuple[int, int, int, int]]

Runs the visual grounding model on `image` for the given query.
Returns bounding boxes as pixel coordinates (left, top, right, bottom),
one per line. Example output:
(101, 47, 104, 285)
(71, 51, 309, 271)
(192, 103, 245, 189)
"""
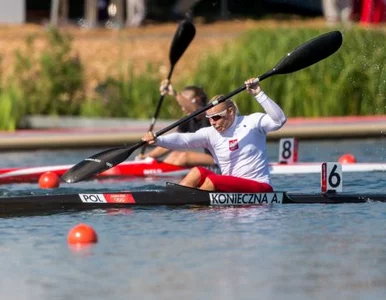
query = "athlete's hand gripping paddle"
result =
(62, 31, 343, 183)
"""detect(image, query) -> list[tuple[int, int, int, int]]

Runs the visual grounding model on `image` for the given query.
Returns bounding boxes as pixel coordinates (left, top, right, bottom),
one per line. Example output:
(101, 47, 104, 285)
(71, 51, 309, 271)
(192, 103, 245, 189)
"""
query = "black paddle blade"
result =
(61, 143, 143, 183)
(169, 20, 196, 66)
(272, 31, 343, 76)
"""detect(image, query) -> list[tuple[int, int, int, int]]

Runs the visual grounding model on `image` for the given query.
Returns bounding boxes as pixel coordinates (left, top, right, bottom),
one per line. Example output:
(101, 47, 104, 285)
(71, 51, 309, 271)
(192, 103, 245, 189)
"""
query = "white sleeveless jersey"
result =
(156, 92, 287, 185)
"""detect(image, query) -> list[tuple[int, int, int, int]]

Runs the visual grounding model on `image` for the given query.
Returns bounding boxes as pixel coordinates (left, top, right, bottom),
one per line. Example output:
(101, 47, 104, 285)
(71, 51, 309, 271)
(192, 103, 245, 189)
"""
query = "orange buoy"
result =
(67, 223, 98, 244)
(338, 153, 357, 164)
(38, 172, 60, 189)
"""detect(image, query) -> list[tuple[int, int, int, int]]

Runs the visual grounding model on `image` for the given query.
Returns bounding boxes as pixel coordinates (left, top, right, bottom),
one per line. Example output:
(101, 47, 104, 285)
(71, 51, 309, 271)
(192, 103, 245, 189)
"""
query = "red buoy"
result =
(38, 172, 60, 189)
(67, 223, 98, 244)
(338, 153, 357, 164)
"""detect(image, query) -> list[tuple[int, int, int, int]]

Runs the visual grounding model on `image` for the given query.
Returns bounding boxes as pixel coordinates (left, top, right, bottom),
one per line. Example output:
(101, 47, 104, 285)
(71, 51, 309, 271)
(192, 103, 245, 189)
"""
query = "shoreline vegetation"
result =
(0, 19, 385, 130)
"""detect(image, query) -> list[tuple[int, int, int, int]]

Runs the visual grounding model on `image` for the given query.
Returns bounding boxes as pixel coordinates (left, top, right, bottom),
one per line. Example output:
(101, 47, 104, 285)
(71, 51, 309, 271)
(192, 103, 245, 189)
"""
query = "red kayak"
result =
(0, 158, 187, 184)
(0, 157, 384, 184)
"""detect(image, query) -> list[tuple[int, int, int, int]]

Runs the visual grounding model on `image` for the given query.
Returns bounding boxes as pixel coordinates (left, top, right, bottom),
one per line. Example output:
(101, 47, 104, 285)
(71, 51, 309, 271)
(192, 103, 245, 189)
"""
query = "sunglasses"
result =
(206, 109, 228, 121)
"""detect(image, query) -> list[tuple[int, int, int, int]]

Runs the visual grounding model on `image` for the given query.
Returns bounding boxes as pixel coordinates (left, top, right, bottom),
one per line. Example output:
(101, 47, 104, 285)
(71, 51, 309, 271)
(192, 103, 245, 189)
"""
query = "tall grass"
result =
(188, 28, 386, 117)
(10, 28, 85, 116)
(79, 63, 179, 119)
(0, 85, 23, 130)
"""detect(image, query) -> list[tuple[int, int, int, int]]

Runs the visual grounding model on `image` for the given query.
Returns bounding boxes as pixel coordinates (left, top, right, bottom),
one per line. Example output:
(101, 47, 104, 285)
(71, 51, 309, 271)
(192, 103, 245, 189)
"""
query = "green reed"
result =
(188, 28, 386, 117)
(0, 85, 23, 130)
(79, 63, 178, 119)
(10, 28, 85, 115)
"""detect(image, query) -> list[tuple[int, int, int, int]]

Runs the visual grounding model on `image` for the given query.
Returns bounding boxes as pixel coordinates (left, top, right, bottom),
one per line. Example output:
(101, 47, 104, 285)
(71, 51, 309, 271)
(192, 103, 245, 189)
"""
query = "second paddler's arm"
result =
(138, 146, 171, 160)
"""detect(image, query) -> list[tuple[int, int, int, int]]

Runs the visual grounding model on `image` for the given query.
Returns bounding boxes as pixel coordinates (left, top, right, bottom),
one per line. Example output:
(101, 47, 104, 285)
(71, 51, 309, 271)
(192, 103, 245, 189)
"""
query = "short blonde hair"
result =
(209, 94, 223, 103)
(209, 95, 236, 110)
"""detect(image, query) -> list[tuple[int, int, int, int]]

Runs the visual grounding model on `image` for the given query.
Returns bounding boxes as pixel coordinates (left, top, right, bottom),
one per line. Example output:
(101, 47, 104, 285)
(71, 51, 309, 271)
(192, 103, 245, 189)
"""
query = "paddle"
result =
(140, 19, 196, 155)
(62, 30, 343, 183)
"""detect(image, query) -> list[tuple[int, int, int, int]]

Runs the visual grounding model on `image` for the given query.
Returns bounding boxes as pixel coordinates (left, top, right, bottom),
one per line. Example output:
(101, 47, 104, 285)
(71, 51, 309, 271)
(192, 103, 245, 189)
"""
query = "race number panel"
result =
(278, 138, 298, 164)
(321, 162, 343, 193)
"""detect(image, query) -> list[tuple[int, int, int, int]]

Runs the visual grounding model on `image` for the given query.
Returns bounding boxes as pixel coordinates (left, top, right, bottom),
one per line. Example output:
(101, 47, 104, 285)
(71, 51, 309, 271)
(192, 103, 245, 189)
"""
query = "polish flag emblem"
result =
(229, 139, 239, 151)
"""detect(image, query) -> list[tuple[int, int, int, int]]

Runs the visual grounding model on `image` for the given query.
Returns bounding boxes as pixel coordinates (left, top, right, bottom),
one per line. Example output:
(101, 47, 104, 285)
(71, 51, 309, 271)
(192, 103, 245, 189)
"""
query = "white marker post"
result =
(321, 162, 343, 193)
(278, 138, 298, 164)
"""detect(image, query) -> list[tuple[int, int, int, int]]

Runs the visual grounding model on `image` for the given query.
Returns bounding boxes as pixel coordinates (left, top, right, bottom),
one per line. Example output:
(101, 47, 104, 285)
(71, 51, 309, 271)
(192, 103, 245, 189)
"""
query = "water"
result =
(0, 139, 385, 300)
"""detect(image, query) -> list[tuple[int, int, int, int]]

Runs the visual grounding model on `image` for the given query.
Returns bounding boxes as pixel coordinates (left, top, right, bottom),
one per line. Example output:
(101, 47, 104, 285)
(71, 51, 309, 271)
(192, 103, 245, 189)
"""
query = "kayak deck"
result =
(1, 183, 385, 216)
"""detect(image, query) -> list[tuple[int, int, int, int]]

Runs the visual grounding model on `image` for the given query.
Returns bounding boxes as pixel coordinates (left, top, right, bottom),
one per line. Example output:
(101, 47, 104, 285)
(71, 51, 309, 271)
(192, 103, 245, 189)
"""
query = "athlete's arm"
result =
(245, 78, 287, 133)
(141, 146, 171, 159)
(155, 128, 209, 150)
(255, 91, 287, 132)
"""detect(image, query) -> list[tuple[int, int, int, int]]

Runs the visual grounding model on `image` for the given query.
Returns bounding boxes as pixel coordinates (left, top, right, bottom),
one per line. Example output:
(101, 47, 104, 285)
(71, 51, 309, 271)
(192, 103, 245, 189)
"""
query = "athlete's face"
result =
(206, 103, 235, 133)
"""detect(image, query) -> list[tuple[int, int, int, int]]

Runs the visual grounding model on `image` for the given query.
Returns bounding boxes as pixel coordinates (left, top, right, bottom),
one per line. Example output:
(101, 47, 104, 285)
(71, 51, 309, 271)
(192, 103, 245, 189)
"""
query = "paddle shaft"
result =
(140, 66, 174, 155)
(148, 66, 174, 132)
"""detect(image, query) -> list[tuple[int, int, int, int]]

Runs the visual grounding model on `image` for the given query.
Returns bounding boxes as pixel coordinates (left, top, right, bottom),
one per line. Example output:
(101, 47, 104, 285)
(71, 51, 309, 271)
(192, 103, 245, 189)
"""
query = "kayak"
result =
(1, 182, 385, 216)
(0, 158, 186, 184)
(0, 157, 384, 184)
